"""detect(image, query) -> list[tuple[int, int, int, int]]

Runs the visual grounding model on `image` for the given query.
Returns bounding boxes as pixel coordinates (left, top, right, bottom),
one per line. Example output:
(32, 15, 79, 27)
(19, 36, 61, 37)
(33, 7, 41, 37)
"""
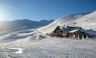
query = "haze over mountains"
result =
(0, 19, 54, 35)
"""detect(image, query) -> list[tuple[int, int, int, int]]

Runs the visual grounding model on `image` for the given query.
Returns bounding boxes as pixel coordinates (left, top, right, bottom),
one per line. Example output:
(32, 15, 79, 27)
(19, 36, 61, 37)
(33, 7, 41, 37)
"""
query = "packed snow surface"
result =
(0, 28, 96, 58)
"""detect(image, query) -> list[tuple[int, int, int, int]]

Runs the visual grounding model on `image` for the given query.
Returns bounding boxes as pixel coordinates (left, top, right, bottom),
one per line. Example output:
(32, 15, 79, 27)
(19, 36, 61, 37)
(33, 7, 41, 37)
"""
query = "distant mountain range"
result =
(0, 11, 96, 36)
(0, 19, 54, 35)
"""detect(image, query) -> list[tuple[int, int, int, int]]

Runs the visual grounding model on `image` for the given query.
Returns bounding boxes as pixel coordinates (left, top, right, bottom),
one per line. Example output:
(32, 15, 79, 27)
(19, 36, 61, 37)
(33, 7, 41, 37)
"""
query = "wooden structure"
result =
(50, 26, 91, 39)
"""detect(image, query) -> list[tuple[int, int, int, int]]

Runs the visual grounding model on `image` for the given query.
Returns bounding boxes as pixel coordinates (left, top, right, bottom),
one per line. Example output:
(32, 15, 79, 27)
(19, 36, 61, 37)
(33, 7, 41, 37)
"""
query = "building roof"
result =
(58, 26, 82, 33)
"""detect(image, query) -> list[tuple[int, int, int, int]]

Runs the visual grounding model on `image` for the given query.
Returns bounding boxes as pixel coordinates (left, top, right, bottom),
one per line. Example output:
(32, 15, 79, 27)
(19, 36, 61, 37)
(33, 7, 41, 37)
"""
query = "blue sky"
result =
(0, 0, 96, 21)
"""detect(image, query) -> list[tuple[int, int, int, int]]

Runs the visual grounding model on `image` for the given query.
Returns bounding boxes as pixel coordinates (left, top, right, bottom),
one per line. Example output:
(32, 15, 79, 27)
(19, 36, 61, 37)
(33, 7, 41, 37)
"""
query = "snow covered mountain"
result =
(38, 11, 96, 34)
(60, 12, 90, 23)
(0, 11, 96, 58)
(76, 11, 96, 30)
(0, 19, 54, 36)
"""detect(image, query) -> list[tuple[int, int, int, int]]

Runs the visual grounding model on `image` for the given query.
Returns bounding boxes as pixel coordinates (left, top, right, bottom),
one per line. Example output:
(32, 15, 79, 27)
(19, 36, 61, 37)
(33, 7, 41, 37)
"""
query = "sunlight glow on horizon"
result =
(0, 5, 23, 21)
(0, 6, 10, 21)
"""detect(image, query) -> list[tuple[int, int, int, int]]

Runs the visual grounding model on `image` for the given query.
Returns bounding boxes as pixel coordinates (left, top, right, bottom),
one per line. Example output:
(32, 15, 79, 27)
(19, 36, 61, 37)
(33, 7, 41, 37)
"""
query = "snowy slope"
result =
(0, 19, 54, 36)
(0, 29, 96, 58)
(0, 31, 96, 58)
(37, 13, 86, 34)
(60, 12, 89, 23)
(37, 11, 96, 35)
(0, 11, 96, 58)
(37, 19, 65, 34)
(76, 11, 96, 30)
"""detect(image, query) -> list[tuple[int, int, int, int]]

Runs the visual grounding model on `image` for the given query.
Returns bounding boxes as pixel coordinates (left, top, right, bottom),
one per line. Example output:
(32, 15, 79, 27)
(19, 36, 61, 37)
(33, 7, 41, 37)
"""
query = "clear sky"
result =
(0, 0, 96, 21)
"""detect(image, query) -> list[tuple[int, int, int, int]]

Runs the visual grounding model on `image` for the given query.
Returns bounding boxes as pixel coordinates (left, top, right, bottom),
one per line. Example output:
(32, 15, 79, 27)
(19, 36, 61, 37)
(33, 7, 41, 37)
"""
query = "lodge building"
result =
(49, 26, 93, 39)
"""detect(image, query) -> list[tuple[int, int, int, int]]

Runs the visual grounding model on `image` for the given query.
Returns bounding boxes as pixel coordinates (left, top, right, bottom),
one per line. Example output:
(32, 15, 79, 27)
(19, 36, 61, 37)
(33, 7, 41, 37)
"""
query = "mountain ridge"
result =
(0, 19, 54, 35)
(38, 11, 96, 34)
